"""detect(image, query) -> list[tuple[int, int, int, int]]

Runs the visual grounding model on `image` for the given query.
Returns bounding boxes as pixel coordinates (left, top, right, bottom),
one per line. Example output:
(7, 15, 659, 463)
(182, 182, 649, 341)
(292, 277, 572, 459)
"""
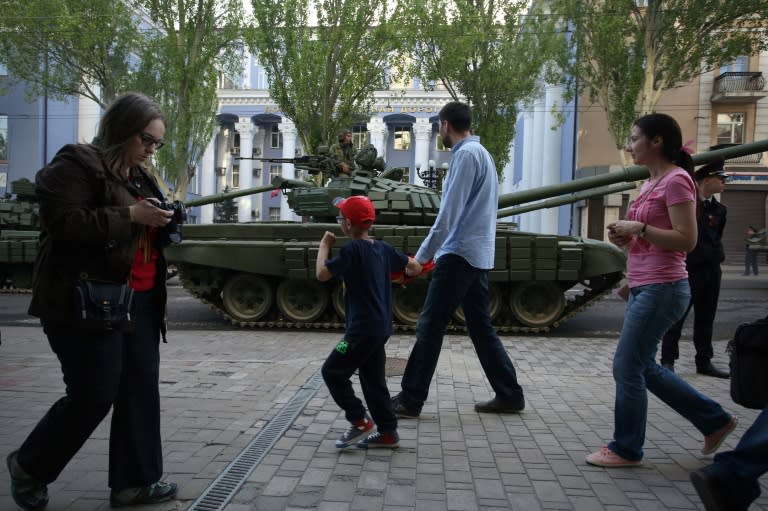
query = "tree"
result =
(0, 0, 140, 107)
(401, 0, 569, 174)
(133, 0, 246, 200)
(247, 0, 407, 154)
(553, 0, 768, 159)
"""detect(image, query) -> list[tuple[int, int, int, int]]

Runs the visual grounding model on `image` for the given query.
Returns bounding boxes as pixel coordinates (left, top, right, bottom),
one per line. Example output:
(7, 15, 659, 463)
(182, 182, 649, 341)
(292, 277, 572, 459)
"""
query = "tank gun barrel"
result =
(237, 154, 336, 175)
(498, 183, 637, 218)
(497, 138, 768, 210)
(183, 176, 314, 208)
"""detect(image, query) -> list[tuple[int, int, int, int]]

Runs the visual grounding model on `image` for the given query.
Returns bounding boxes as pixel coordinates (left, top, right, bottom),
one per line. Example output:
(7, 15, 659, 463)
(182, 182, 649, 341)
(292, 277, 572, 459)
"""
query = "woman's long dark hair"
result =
(633, 113, 694, 180)
(95, 92, 166, 173)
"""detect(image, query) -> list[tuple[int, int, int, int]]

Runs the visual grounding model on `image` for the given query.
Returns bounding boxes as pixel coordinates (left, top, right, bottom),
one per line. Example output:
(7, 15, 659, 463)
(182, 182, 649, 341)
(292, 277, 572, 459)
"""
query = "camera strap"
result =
(123, 166, 166, 203)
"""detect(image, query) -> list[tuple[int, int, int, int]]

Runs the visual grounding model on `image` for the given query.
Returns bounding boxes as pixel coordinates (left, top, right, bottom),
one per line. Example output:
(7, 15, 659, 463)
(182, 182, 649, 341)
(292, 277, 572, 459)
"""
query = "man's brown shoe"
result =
(474, 395, 524, 413)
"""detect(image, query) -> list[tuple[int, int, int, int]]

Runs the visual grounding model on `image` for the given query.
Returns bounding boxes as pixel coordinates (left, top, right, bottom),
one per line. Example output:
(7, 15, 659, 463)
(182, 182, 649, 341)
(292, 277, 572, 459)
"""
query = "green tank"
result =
(164, 140, 768, 333)
(0, 179, 40, 291)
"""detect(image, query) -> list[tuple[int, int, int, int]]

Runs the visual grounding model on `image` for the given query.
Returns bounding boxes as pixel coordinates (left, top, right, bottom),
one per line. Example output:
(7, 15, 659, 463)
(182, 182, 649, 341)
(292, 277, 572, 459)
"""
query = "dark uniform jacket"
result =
(686, 195, 727, 268)
(28, 144, 168, 335)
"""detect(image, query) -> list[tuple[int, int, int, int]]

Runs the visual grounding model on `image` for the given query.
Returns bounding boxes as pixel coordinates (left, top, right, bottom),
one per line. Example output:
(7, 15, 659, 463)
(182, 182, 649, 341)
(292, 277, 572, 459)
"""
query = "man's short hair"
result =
(439, 102, 472, 132)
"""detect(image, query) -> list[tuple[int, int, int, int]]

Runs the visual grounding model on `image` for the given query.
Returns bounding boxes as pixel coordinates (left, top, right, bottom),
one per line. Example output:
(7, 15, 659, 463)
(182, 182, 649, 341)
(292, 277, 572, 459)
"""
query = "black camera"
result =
(158, 200, 187, 244)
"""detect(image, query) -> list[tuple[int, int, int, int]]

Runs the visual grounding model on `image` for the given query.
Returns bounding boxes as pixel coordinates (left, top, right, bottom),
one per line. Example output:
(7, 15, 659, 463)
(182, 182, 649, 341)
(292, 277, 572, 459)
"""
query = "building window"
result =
(271, 125, 283, 148)
(269, 164, 281, 180)
(393, 126, 411, 151)
(716, 113, 745, 145)
(352, 126, 367, 150)
(0, 115, 7, 161)
(231, 165, 240, 189)
(269, 207, 280, 221)
(232, 132, 240, 156)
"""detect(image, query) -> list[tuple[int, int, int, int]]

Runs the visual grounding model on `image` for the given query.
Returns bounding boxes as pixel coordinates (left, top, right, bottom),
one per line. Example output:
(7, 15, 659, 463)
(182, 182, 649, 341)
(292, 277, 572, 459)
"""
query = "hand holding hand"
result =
(405, 257, 422, 277)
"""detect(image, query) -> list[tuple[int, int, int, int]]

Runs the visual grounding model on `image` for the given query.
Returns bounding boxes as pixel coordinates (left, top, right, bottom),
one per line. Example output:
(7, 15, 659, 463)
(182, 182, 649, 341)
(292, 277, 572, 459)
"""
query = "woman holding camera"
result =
(7, 92, 178, 510)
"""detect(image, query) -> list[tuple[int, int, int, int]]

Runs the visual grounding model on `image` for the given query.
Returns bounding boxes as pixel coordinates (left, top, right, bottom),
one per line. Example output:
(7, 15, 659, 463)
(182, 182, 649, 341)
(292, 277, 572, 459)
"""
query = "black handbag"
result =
(75, 279, 134, 331)
(727, 315, 768, 409)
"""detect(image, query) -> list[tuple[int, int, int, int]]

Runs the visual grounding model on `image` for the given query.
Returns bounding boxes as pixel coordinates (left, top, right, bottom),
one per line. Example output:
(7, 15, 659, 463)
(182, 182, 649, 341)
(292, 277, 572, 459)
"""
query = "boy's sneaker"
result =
(335, 417, 373, 448)
(391, 394, 419, 418)
(357, 431, 400, 449)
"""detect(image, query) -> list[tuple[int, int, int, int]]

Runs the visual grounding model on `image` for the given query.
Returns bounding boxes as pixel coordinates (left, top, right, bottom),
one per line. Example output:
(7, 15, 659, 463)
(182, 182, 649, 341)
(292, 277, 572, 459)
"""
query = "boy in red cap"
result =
(316, 195, 421, 448)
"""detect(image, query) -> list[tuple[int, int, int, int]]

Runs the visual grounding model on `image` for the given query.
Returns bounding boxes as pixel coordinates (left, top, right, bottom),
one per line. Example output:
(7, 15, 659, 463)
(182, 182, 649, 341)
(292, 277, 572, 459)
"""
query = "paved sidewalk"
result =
(0, 325, 765, 511)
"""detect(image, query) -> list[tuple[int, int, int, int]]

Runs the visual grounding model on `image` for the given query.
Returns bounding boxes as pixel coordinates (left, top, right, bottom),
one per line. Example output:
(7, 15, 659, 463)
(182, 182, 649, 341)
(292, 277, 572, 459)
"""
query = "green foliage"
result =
(214, 186, 239, 222)
(0, 0, 140, 106)
(553, 0, 768, 153)
(247, 0, 407, 153)
(401, 0, 569, 175)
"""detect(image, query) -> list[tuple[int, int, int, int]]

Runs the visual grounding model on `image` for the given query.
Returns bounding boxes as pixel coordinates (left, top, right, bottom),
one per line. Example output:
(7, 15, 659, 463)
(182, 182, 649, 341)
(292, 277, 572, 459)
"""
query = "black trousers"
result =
(661, 264, 721, 367)
(16, 290, 163, 490)
(321, 334, 397, 432)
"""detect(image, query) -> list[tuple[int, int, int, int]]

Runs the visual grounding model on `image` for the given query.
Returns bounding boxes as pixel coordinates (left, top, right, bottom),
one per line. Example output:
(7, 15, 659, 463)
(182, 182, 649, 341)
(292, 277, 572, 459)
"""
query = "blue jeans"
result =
(399, 254, 523, 412)
(609, 279, 732, 461)
(709, 405, 768, 507)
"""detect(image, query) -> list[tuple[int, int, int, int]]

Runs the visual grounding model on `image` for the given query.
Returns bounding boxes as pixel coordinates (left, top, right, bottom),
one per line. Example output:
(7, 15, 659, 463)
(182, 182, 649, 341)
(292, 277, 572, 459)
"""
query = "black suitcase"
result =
(727, 315, 768, 409)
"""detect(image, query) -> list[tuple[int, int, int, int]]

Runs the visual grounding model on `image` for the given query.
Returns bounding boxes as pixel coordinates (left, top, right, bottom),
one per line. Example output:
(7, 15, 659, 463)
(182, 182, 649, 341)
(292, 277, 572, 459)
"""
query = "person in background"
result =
(6, 92, 178, 510)
(330, 128, 356, 176)
(316, 195, 421, 449)
(391, 101, 525, 419)
(690, 405, 768, 511)
(660, 157, 730, 378)
(587, 113, 736, 468)
(744, 226, 760, 276)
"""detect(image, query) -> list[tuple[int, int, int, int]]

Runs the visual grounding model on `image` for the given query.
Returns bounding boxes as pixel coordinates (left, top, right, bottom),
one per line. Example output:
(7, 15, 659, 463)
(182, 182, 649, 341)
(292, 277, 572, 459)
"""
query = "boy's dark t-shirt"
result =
(325, 239, 408, 337)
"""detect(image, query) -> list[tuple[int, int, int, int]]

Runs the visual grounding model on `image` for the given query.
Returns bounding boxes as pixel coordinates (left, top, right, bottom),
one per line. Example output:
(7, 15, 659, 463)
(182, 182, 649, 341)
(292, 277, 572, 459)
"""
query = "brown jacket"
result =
(28, 144, 168, 336)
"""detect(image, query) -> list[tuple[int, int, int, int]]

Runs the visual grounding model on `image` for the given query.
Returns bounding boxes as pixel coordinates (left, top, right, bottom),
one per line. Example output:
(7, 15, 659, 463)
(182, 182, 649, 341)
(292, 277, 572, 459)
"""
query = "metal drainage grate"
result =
(188, 369, 324, 511)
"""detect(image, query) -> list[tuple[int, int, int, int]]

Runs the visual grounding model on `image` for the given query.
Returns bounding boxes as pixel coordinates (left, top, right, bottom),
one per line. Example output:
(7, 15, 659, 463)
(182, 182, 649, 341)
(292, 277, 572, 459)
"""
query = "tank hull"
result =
(164, 222, 626, 333)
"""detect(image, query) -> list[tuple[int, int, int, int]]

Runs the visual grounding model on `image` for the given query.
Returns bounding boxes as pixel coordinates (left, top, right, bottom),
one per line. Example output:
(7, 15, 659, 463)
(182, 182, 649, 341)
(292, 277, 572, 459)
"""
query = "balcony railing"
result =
(714, 72, 765, 93)
(712, 72, 767, 103)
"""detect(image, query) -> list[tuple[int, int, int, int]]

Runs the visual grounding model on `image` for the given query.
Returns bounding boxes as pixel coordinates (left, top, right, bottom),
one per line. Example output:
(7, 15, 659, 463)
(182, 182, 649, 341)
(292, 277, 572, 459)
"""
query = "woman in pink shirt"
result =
(586, 113, 736, 467)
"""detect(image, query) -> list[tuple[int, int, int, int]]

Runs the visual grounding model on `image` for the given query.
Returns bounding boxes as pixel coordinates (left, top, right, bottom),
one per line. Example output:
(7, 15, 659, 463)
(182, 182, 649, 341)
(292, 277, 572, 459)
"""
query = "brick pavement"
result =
(0, 325, 765, 511)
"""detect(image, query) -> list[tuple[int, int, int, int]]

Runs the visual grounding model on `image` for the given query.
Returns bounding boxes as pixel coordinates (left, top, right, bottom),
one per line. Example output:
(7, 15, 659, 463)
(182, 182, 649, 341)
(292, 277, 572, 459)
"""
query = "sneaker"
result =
(335, 417, 373, 448)
(702, 416, 738, 455)
(6, 449, 49, 511)
(585, 446, 641, 467)
(357, 431, 400, 449)
(391, 394, 419, 419)
(110, 481, 178, 508)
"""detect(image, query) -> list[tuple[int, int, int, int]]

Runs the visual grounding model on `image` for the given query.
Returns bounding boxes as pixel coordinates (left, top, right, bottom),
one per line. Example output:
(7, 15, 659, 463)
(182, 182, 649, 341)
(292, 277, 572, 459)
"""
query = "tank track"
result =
(0, 286, 32, 294)
(178, 269, 622, 335)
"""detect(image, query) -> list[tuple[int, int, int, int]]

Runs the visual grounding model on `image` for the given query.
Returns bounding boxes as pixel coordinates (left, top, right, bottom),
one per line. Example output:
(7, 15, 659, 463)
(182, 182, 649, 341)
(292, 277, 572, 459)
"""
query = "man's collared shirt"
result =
(415, 135, 497, 270)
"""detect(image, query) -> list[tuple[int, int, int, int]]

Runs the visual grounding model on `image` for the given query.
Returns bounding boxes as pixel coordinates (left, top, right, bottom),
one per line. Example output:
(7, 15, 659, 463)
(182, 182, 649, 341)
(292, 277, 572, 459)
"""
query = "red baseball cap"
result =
(333, 196, 375, 227)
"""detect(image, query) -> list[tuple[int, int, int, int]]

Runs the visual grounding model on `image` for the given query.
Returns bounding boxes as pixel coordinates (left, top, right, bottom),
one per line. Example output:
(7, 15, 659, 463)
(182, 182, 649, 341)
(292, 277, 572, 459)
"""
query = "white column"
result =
(531, 96, 546, 232)
(236, 117, 254, 222)
(77, 89, 101, 144)
(200, 134, 216, 224)
(367, 117, 387, 161)
(541, 84, 564, 234)
(520, 111, 534, 232)
(412, 118, 432, 186)
(252, 127, 265, 221)
(280, 119, 298, 220)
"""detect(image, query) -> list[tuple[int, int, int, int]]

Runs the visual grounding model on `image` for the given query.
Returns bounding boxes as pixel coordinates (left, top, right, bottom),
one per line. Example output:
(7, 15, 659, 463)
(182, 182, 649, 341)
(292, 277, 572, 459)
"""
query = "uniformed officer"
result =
(661, 157, 730, 378)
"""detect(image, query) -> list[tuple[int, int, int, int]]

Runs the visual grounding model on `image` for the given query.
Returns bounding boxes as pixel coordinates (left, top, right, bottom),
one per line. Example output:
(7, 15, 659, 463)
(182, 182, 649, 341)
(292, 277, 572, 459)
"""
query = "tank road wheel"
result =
(392, 280, 429, 326)
(222, 274, 273, 322)
(453, 282, 503, 324)
(331, 282, 346, 321)
(276, 279, 329, 323)
(509, 281, 565, 328)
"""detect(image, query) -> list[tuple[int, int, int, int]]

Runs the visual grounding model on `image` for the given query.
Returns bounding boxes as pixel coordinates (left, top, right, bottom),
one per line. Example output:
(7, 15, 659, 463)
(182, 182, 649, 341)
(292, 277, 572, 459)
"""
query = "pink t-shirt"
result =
(626, 167, 696, 288)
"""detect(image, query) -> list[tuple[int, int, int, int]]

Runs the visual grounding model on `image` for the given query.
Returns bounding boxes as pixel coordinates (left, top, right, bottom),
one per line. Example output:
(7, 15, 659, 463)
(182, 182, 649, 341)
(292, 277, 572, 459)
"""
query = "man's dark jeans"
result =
(399, 254, 523, 412)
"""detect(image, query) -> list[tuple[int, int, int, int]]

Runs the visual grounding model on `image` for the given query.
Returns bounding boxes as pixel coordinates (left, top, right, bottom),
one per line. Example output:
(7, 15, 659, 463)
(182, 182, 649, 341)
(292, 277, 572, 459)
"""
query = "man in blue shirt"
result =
(391, 101, 525, 418)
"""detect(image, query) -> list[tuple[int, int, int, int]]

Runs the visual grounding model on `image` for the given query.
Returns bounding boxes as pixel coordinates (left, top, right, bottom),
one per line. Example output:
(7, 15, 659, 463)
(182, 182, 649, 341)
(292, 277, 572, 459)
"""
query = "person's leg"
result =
(462, 269, 523, 403)
(398, 254, 471, 412)
(358, 336, 397, 432)
(322, 335, 373, 423)
(660, 301, 690, 366)
(109, 290, 163, 491)
(608, 280, 690, 461)
(17, 323, 123, 483)
(691, 406, 768, 510)
(689, 266, 720, 368)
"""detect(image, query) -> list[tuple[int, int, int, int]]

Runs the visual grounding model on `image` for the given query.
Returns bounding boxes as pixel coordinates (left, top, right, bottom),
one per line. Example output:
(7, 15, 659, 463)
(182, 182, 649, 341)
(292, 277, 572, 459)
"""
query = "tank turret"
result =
(164, 140, 768, 332)
(0, 178, 41, 290)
